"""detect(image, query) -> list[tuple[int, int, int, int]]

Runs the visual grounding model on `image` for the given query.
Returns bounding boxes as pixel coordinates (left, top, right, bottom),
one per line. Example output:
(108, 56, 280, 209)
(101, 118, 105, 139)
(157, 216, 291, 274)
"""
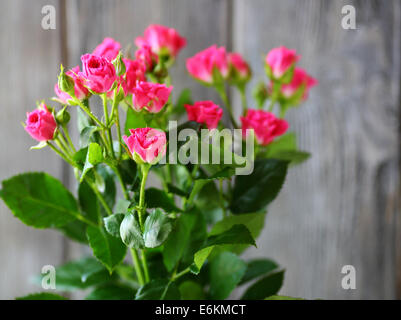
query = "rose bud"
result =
(79, 54, 117, 94)
(265, 46, 300, 81)
(120, 58, 146, 95)
(240, 109, 289, 146)
(186, 45, 229, 84)
(228, 52, 251, 82)
(185, 101, 223, 129)
(123, 128, 167, 165)
(92, 37, 121, 62)
(24, 103, 57, 142)
(135, 24, 186, 59)
(131, 81, 172, 113)
(135, 43, 158, 71)
(280, 67, 318, 101)
(54, 66, 89, 104)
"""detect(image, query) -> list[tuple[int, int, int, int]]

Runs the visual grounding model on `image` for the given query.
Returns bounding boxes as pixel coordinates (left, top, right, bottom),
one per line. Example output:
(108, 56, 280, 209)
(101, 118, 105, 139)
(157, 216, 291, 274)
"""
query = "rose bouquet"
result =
(1, 25, 316, 300)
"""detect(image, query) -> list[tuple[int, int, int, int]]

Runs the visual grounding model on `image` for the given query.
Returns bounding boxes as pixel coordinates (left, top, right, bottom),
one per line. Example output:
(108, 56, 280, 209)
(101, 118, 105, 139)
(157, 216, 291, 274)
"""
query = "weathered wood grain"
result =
(234, 0, 401, 299)
(0, 0, 66, 299)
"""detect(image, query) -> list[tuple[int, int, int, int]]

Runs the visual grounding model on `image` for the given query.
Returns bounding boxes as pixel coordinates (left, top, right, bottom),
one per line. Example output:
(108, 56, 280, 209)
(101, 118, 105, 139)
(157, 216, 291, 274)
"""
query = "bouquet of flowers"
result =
(1, 24, 317, 300)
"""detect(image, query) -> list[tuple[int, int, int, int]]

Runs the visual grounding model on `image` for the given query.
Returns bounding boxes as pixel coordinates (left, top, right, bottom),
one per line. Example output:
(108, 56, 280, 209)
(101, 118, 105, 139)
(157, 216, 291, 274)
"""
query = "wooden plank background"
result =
(0, 0, 399, 299)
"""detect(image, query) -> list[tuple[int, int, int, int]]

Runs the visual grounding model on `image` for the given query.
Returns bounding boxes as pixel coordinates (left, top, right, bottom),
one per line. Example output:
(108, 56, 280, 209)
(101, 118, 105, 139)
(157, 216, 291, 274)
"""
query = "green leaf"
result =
(125, 107, 147, 135)
(80, 126, 100, 148)
(97, 165, 116, 212)
(135, 279, 180, 300)
(80, 143, 104, 182)
(210, 212, 266, 254)
(194, 181, 223, 224)
(16, 293, 67, 300)
(210, 212, 266, 238)
(197, 166, 236, 181)
(115, 199, 132, 213)
(166, 183, 188, 197)
(87, 226, 127, 273)
(85, 284, 134, 300)
(57, 220, 88, 244)
(239, 259, 279, 285)
(179, 281, 205, 300)
(145, 188, 182, 213)
(209, 252, 247, 299)
(143, 208, 173, 248)
(118, 160, 138, 187)
(268, 150, 311, 164)
(77, 103, 91, 132)
(0, 172, 79, 228)
(241, 269, 285, 300)
(104, 213, 125, 238)
(78, 180, 100, 224)
(229, 159, 288, 214)
(193, 224, 255, 272)
(120, 212, 144, 249)
(162, 208, 206, 271)
(264, 133, 310, 164)
(266, 133, 297, 155)
(265, 295, 304, 300)
(34, 257, 113, 291)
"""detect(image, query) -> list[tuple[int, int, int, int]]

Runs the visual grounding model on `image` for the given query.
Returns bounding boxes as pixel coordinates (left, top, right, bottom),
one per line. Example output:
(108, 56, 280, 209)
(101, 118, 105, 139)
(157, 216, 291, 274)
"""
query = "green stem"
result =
(171, 267, 190, 282)
(112, 166, 130, 201)
(102, 94, 115, 159)
(219, 179, 227, 217)
(138, 164, 150, 230)
(137, 164, 151, 284)
(185, 180, 206, 209)
(141, 250, 150, 283)
(114, 101, 123, 157)
(77, 100, 105, 128)
(216, 86, 239, 128)
(62, 124, 76, 153)
(239, 85, 248, 115)
(54, 139, 74, 163)
(86, 179, 113, 216)
(130, 248, 145, 286)
(268, 98, 276, 112)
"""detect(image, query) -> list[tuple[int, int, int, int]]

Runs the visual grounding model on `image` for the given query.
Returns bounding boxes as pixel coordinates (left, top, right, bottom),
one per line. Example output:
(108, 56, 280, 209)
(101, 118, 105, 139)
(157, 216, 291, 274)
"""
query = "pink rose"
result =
(135, 24, 186, 58)
(79, 54, 117, 93)
(280, 67, 318, 100)
(185, 101, 223, 129)
(240, 109, 289, 146)
(131, 81, 172, 113)
(228, 52, 251, 80)
(24, 104, 57, 142)
(120, 58, 146, 95)
(186, 45, 229, 83)
(265, 46, 300, 79)
(54, 66, 89, 103)
(123, 128, 167, 164)
(135, 43, 158, 71)
(92, 37, 121, 62)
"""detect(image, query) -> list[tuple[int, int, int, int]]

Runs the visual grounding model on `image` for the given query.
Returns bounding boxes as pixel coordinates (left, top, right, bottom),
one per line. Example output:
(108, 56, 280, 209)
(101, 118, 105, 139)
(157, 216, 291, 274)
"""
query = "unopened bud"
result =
(56, 106, 71, 125)
(58, 65, 75, 97)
